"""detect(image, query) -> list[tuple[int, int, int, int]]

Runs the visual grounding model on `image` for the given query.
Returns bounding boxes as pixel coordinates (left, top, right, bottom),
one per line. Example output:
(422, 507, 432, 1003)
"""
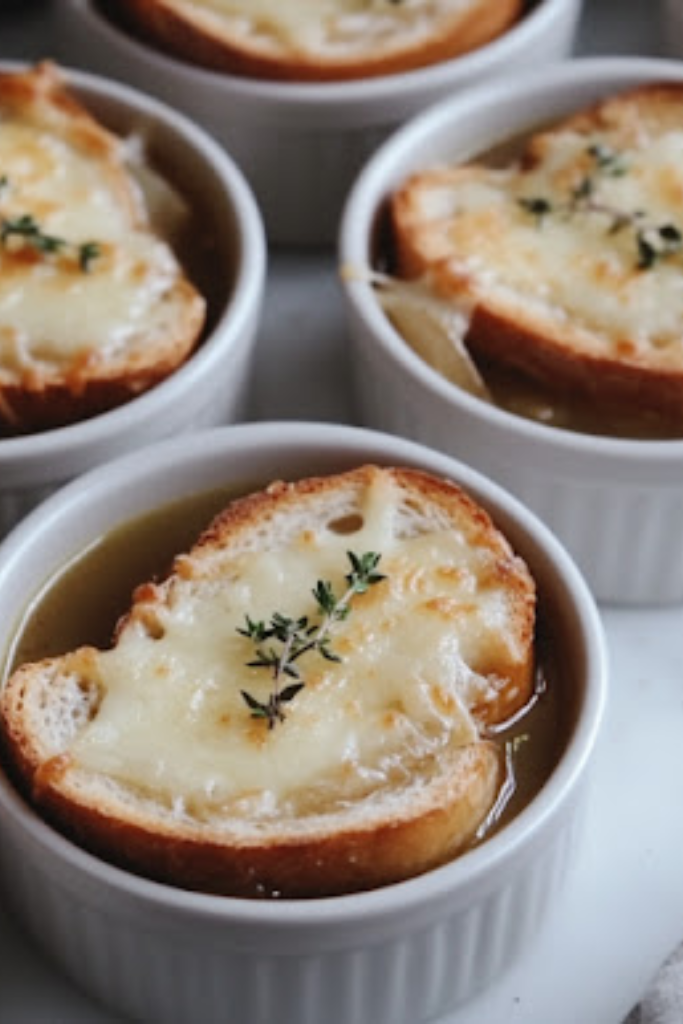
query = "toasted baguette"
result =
(391, 84, 683, 424)
(0, 466, 535, 898)
(0, 62, 205, 433)
(110, 0, 523, 82)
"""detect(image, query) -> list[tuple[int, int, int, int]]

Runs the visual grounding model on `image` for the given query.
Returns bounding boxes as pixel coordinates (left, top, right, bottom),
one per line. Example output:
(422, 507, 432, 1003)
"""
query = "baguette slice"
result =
(0, 62, 205, 433)
(391, 84, 683, 424)
(0, 465, 536, 898)
(111, 0, 523, 82)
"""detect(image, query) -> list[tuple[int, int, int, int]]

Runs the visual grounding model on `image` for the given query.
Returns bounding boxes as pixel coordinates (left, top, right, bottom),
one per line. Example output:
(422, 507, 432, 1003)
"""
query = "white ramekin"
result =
(0, 421, 607, 1024)
(58, 0, 583, 246)
(0, 61, 266, 541)
(340, 56, 683, 606)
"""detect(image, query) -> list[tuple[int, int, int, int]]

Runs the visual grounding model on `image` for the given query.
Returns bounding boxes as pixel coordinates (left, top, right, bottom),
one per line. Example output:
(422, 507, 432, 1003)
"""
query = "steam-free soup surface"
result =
(6, 485, 570, 851)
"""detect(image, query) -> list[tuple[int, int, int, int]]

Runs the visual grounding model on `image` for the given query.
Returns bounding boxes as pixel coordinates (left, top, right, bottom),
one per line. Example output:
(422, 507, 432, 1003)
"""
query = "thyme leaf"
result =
(1, 213, 65, 255)
(636, 223, 682, 269)
(238, 550, 386, 729)
(587, 143, 629, 177)
(79, 240, 102, 273)
(517, 196, 553, 225)
(516, 142, 680, 271)
(571, 175, 594, 204)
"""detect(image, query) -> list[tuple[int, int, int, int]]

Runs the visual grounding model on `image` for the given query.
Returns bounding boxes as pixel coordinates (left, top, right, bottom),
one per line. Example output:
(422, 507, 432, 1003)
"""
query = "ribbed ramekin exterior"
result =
(349, 316, 683, 606)
(0, 333, 255, 542)
(0, 795, 584, 1024)
(59, 0, 581, 246)
(493, 478, 683, 607)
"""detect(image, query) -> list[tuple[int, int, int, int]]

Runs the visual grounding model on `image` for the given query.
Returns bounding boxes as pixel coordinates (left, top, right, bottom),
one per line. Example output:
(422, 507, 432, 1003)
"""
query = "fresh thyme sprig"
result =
(516, 141, 682, 271)
(0, 213, 102, 273)
(1, 213, 65, 255)
(238, 550, 385, 729)
(0, 176, 102, 273)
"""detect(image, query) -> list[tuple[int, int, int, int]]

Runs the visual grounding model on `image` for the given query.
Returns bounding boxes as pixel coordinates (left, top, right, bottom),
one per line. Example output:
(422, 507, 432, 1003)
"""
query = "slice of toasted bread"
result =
(111, 0, 523, 82)
(391, 84, 683, 424)
(0, 465, 535, 898)
(0, 62, 205, 433)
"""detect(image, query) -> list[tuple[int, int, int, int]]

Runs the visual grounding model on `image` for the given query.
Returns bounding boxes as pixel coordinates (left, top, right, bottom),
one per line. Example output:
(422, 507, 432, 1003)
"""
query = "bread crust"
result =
(3, 674, 501, 897)
(0, 466, 536, 898)
(391, 84, 683, 424)
(109, 0, 523, 82)
(0, 62, 205, 433)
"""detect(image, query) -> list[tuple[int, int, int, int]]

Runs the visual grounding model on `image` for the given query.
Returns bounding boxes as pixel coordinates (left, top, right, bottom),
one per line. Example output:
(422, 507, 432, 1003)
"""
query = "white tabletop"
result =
(1, 2, 682, 1022)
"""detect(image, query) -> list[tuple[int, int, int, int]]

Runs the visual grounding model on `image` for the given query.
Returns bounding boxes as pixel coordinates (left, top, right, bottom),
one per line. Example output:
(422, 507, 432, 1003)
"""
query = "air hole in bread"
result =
(71, 696, 98, 726)
(403, 498, 426, 514)
(64, 673, 102, 733)
(326, 513, 364, 535)
(140, 614, 166, 641)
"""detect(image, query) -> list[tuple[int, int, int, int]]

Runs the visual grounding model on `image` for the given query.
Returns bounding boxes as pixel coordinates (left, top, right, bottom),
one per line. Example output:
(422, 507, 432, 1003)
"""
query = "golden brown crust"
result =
(0, 62, 121, 168)
(0, 282, 204, 432)
(390, 84, 683, 424)
(0, 466, 535, 898)
(0, 62, 205, 433)
(466, 305, 683, 419)
(547, 82, 683, 146)
(7, 737, 501, 898)
(108, 0, 523, 82)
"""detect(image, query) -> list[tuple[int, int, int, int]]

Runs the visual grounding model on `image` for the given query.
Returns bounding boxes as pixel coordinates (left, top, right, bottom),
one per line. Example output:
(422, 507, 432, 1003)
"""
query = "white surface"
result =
(0, 2, 681, 1022)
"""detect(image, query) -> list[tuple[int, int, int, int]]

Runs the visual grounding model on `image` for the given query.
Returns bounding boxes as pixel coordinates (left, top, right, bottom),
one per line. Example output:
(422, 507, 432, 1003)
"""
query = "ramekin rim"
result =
(0, 420, 608, 930)
(67, 0, 581, 107)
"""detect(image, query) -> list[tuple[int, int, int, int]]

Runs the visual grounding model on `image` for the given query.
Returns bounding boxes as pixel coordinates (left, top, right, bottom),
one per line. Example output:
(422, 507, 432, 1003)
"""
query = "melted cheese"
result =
(0, 117, 184, 372)
(438, 130, 683, 360)
(72, 474, 520, 819)
(191, 0, 468, 54)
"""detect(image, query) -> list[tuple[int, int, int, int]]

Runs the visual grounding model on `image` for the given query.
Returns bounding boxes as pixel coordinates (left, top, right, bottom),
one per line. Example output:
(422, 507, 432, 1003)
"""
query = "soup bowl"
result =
(0, 60, 266, 539)
(0, 420, 606, 1024)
